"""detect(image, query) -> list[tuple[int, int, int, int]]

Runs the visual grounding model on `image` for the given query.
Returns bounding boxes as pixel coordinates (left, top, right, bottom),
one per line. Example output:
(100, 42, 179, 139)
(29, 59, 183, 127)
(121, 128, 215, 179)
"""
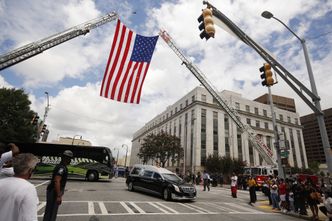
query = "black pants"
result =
(249, 186, 257, 203)
(43, 188, 59, 221)
(203, 179, 210, 191)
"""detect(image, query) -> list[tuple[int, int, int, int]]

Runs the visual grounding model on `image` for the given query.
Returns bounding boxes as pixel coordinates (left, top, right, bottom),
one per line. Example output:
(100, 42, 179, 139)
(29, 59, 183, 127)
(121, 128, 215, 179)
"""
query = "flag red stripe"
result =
(130, 62, 144, 103)
(135, 63, 150, 103)
(124, 62, 139, 103)
(100, 20, 121, 96)
(105, 23, 127, 98)
(117, 58, 133, 101)
(110, 31, 133, 100)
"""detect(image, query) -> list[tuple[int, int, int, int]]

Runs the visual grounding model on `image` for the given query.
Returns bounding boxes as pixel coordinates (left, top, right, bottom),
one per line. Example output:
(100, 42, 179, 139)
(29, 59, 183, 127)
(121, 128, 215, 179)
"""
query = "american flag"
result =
(100, 20, 159, 104)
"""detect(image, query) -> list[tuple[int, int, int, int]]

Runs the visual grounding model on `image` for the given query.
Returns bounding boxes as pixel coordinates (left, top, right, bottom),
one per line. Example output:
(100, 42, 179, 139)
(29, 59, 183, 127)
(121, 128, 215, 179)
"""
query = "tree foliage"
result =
(205, 154, 246, 176)
(0, 87, 37, 142)
(137, 131, 183, 167)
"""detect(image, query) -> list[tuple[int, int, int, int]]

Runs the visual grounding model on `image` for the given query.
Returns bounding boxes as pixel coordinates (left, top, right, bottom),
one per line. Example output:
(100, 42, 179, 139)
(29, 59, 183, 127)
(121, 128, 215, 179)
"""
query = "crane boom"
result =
(0, 12, 118, 71)
(159, 30, 275, 166)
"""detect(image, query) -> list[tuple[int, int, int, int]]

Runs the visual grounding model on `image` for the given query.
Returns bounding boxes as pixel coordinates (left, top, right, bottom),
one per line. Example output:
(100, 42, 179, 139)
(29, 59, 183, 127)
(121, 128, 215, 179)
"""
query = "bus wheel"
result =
(87, 170, 99, 182)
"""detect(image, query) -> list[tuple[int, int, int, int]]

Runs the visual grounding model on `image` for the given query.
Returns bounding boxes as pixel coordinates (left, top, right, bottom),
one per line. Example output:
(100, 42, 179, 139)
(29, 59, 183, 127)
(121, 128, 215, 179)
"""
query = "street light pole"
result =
(122, 144, 129, 167)
(114, 148, 120, 165)
(72, 135, 82, 145)
(262, 11, 332, 172)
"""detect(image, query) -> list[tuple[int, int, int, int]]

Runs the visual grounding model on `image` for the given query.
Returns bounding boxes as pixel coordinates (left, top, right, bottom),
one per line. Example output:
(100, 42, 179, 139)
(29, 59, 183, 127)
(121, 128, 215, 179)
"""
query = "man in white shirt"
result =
(231, 172, 238, 198)
(0, 153, 39, 221)
(0, 142, 19, 170)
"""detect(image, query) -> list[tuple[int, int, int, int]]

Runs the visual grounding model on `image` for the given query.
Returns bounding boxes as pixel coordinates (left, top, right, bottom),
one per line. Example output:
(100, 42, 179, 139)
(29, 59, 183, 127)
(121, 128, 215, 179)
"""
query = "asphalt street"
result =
(31, 177, 303, 221)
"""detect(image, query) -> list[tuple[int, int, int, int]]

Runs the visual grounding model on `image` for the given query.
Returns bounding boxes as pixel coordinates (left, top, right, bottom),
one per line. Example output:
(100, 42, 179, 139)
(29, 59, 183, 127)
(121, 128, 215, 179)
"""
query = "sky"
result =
(0, 0, 331, 160)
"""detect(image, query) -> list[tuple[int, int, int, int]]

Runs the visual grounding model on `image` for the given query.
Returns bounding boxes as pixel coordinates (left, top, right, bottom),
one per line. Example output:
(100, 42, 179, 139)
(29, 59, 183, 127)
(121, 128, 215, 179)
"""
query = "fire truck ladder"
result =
(0, 12, 118, 71)
(159, 30, 275, 166)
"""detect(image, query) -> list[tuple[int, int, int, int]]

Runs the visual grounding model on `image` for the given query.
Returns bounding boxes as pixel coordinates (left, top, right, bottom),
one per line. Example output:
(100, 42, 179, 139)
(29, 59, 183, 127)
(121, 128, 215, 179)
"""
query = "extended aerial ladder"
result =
(159, 30, 275, 166)
(0, 12, 118, 71)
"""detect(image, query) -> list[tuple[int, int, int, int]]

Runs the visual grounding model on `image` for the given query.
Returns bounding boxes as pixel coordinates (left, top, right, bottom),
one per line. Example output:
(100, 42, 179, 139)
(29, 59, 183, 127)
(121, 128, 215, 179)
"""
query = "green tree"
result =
(308, 161, 320, 174)
(138, 131, 183, 167)
(0, 87, 37, 142)
(205, 154, 222, 173)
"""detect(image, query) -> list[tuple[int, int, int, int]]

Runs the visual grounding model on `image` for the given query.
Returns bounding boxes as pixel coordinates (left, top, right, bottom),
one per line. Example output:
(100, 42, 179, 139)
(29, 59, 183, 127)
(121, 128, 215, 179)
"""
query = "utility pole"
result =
(122, 144, 129, 167)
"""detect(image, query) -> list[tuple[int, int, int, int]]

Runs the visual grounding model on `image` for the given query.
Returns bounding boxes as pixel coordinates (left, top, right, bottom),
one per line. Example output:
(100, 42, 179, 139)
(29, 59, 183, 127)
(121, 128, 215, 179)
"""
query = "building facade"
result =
(300, 108, 332, 164)
(131, 87, 308, 172)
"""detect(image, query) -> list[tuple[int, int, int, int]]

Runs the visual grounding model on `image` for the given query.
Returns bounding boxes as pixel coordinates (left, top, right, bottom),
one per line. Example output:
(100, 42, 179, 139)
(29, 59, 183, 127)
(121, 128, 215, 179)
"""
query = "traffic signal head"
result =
(259, 63, 274, 86)
(198, 8, 215, 40)
(41, 124, 47, 133)
(31, 114, 39, 125)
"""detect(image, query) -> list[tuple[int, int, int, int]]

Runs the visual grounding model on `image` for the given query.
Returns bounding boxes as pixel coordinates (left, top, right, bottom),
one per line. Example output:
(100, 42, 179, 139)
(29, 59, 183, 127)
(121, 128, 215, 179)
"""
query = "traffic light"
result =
(198, 8, 215, 40)
(31, 115, 39, 125)
(259, 63, 274, 86)
(41, 124, 47, 133)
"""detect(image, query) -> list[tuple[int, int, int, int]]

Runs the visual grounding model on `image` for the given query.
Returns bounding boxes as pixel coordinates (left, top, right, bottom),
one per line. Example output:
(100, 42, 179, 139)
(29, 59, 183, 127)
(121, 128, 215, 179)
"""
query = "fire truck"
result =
(243, 166, 278, 188)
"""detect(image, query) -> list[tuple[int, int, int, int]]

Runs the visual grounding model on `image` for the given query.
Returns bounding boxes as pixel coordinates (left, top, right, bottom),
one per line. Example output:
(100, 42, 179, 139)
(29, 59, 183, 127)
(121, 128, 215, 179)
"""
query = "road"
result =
(31, 177, 301, 221)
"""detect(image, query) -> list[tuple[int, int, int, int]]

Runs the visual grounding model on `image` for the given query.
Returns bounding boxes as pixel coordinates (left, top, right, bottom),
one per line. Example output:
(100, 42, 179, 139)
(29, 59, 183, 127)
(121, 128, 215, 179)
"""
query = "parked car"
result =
(126, 164, 196, 201)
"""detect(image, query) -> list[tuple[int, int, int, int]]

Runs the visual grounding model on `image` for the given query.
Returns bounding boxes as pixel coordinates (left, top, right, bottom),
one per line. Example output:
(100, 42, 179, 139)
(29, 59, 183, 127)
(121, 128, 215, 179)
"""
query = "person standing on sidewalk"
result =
(202, 170, 211, 191)
(270, 181, 280, 210)
(43, 150, 73, 221)
(231, 172, 238, 198)
(248, 175, 257, 205)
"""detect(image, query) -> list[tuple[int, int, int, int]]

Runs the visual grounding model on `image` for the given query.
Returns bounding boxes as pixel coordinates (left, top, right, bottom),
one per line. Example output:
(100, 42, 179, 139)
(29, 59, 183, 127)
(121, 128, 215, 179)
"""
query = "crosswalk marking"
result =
(148, 202, 169, 214)
(36, 200, 273, 217)
(155, 202, 179, 214)
(98, 202, 108, 215)
(225, 203, 265, 214)
(206, 202, 237, 212)
(178, 203, 206, 213)
(129, 202, 146, 214)
(120, 201, 135, 214)
(88, 202, 95, 215)
(37, 202, 46, 212)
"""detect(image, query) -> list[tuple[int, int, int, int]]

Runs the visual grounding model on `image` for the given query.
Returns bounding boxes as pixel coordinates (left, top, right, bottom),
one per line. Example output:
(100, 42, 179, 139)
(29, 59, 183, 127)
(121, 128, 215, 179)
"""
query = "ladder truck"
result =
(159, 30, 275, 166)
(0, 12, 118, 71)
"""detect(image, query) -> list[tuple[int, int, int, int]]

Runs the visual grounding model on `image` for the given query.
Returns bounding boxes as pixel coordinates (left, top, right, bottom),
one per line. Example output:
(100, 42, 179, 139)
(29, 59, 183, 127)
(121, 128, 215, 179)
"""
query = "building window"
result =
(180, 104, 183, 110)
(225, 137, 230, 157)
(213, 97, 218, 105)
(245, 105, 250, 112)
(266, 136, 272, 150)
(249, 142, 254, 166)
(279, 114, 283, 121)
(213, 112, 218, 155)
(166, 113, 169, 118)
(289, 128, 297, 167)
(179, 116, 182, 138)
(297, 130, 305, 166)
(263, 109, 267, 117)
(287, 116, 291, 123)
(171, 111, 173, 116)
(256, 120, 260, 128)
(237, 128, 243, 161)
(185, 100, 188, 106)
(201, 109, 207, 166)
(175, 107, 177, 113)
(192, 95, 195, 103)
(246, 118, 251, 125)
(201, 94, 206, 102)
(254, 107, 259, 115)
(224, 115, 230, 156)
(295, 118, 298, 125)
(235, 102, 240, 110)
(264, 122, 269, 129)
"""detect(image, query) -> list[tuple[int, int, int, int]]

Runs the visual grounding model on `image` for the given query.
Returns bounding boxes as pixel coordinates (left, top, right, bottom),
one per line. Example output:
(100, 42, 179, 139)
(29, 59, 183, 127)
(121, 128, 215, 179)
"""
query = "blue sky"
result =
(0, 0, 331, 159)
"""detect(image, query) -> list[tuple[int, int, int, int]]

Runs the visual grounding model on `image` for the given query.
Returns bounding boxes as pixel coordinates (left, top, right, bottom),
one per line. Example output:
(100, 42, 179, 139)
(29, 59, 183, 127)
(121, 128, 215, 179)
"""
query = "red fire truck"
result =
(243, 166, 278, 188)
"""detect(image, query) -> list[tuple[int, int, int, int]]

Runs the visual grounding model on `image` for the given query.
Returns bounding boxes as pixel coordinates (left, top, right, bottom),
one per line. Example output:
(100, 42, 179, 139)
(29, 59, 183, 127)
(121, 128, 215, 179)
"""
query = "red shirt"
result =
(279, 182, 286, 195)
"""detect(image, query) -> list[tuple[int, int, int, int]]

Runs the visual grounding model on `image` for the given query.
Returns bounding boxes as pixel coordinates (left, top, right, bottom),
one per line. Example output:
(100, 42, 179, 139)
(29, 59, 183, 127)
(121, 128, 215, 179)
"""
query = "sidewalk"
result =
(220, 184, 328, 221)
(255, 199, 327, 221)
